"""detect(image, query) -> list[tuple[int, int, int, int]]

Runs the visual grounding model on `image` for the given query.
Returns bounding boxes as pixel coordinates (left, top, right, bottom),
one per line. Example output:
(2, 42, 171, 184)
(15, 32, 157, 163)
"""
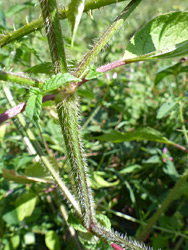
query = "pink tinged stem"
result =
(111, 242, 124, 250)
(0, 95, 55, 124)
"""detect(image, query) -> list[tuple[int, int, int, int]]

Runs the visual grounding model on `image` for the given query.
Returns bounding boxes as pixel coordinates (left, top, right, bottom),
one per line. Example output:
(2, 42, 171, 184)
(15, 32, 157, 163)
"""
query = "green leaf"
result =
(4, 235, 20, 250)
(96, 214, 111, 231)
(3, 208, 19, 225)
(68, 213, 87, 232)
(33, 94, 42, 126)
(123, 11, 188, 62)
(155, 62, 188, 84)
(95, 127, 172, 144)
(90, 171, 119, 189)
(119, 164, 142, 175)
(2, 166, 54, 184)
(25, 62, 53, 74)
(29, 87, 41, 95)
(42, 73, 80, 93)
(25, 90, 42, 126)
(25, 95, 37, 119)
(157, 102, 178, 119)
(15, 193, 37, 221)
(24, 162, 51, 179)
(85, 65, 103, 80)
(68, 0, 86, 47)
(3, 169, 36, 184)
(45, 231, 60, 250)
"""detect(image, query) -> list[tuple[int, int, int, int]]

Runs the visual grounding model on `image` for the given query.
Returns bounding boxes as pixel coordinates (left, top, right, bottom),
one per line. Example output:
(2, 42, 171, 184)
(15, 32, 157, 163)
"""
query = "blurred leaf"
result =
(85, 65, 103, 80)
(19, 43, 42, 63)
(143, 155, 160, 164)
(45, 231, 60, 250)
(25, 62, 53, 74)
(175, 182, 188, 200)
(42, 73, 80, 93)
(77, 89, 95, 99)
(4, 235, 20, 250)
(157, 101, 178, 119)
(17, 155, 35, 168)
(68, 0, 85, 47)
(95, 127, 172, 144)
(90, 171, 119, 189)
(155, 62, 188, 84)
(0, 9, 6, 27)
(152, 235, 167, 250)
(3, 208, 19, 225)
(119, 164, 142, 175)
(124, 180, 135, 203)
(6, 4, 27, 17)
(163, 160, 179, 180)
(15, 192, 37, 221)
(24, 232, 35, 245)
(123, 12, 188, 62)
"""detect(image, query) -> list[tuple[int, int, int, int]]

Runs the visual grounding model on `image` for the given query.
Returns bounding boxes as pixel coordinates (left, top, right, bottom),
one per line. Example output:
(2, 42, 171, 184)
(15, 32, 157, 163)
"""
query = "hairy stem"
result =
(56, 92, 95, 229)
(39, 0, 67, 73)
(136, 171, 188, 241)
(91, 224, 146, 250)
(74, 0, 142, 79)
(0, 70, 43, 88)
(0, 0, 128, 48)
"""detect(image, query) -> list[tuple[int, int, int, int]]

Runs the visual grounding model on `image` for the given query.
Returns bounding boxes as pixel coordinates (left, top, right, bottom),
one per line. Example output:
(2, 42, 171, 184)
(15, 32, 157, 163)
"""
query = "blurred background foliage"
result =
(0, 0, 188, 249)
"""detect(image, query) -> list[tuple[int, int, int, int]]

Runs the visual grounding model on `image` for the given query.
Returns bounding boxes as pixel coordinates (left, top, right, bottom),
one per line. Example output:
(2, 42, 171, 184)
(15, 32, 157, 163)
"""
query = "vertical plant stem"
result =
(56, 92, 95, 229)
(39, 0, 67, 73)
(74, 0, 142, 79)
(40, 0, 96, 229)
(136, 171, 188, 241)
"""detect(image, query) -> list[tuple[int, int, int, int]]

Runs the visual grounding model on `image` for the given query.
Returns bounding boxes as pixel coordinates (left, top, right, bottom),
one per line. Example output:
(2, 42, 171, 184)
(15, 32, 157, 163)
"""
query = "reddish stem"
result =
(0, 95, 55, 124)
(111, 242, 124, 250)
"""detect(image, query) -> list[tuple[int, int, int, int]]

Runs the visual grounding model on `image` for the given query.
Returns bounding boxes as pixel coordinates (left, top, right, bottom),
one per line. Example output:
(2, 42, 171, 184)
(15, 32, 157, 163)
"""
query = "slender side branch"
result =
(0, 0, 128, 48)
(91, 224, 149, 250)
(0, 95, 55, 124)
(0, 70, 43, 88)
(74, 0, 142, 79)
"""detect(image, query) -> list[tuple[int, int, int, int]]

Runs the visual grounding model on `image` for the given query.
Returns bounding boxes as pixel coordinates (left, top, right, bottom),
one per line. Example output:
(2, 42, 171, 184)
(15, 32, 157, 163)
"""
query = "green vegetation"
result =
(0, 0, 188, 249)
